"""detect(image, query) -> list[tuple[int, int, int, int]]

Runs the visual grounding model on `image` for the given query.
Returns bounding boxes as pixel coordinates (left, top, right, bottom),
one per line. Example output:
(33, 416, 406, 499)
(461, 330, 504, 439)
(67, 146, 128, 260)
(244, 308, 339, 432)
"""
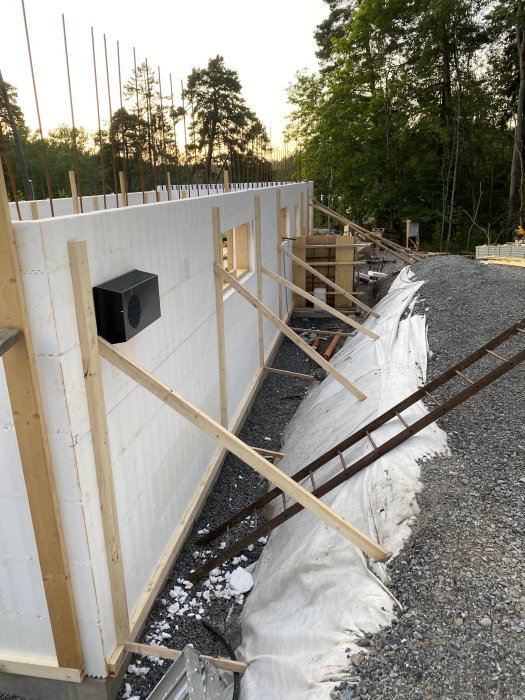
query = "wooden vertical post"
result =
(0, 170, 83, 670)
(30, 201, 39, 220)
(335, 236, 355, 308)
(276, 188, 283, 319)
(254, 195, 264, 367)
(166, 172, 173, 201)
(212, 207, 228, 427)
(118, 171, 128, 207)
(291, 237, 306, 307)
(92, 195, 100, 211)
(223, 168, 230, 193)
(68, 240, 130, 645)
(69, 170, 80, 214)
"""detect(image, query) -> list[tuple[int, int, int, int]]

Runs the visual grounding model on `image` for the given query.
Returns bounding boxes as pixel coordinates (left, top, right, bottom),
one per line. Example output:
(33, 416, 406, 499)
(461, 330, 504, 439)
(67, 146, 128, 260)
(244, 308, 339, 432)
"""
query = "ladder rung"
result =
(366, 431, 377, 449)
(455, 369, 474, 385)
(338, 451, 347, 471)
(486, 349, 508, 362)
(309, 470, 316, 490)
(395, 411, 410, 429)
(517, 328, 525, 334)
(424, 390, 441, 406)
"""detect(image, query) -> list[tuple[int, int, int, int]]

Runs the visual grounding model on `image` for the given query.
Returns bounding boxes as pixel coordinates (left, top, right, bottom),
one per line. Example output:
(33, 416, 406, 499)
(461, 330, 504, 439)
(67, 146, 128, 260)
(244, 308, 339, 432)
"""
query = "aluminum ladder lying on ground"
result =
(189, 318, 525, 582)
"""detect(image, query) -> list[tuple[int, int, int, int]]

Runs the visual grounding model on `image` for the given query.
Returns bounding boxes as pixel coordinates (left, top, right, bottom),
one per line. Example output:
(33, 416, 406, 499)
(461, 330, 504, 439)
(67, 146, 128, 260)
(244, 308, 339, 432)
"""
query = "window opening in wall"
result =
(222, 222, 251, 290)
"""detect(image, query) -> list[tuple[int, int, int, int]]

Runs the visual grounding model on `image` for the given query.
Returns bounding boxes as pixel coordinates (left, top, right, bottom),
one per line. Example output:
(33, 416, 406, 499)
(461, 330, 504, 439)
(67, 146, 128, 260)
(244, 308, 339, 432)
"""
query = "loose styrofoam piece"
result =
(237, 268, 449, 698)
(229, 568, 254, 594)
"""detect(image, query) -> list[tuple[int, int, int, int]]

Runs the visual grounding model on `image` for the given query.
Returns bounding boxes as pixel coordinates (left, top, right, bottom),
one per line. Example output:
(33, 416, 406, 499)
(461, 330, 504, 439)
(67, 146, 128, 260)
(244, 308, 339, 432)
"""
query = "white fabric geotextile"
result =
(237, 269, 449, 698)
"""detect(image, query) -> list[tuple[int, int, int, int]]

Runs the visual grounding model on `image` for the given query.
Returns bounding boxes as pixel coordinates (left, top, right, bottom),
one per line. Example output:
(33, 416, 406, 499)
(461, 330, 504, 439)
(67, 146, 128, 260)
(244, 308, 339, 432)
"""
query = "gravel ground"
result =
(334, 256, 525, 699)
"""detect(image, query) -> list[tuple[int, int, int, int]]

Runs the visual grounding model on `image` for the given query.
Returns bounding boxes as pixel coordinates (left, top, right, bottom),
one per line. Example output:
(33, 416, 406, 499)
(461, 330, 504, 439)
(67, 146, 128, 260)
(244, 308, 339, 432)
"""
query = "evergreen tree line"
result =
(287, 0, 525, 250)
(0, 55, 274, 203)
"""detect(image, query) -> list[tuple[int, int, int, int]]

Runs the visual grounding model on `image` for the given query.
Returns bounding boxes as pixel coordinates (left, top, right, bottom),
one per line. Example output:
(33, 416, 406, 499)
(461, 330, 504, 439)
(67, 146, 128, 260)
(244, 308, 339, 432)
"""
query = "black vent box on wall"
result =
(93, 269, 161, 344)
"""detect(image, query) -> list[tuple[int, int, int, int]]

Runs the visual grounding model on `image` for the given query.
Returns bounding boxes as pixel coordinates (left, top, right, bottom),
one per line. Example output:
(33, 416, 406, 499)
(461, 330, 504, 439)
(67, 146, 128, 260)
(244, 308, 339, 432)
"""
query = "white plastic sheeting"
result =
(238, 269, 449, 699)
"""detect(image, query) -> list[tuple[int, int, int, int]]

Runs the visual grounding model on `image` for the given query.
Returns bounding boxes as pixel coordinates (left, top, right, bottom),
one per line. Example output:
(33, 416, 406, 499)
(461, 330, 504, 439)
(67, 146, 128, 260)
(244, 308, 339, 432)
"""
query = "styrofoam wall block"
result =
(0, 362, 56, 659)
(3, 183, 309, 675)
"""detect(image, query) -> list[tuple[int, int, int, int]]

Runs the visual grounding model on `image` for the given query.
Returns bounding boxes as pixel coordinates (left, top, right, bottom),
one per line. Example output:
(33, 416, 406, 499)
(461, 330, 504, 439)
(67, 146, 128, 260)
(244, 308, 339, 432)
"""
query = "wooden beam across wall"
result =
(124, 642, 247, 674)
(0, 170, 83, 670)
(98, 338, 386, 558)
(67, 240, 130, 645)
(212, 207, 228, 427)
(215, 265, 367, 401)
(261, 266, 379, 340)
(282, 246, 379, 318)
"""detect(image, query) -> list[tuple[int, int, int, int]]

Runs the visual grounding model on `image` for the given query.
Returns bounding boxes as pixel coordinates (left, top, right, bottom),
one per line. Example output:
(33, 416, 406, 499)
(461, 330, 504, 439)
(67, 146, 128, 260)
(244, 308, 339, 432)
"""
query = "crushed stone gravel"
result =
(333, 256, 525, 699)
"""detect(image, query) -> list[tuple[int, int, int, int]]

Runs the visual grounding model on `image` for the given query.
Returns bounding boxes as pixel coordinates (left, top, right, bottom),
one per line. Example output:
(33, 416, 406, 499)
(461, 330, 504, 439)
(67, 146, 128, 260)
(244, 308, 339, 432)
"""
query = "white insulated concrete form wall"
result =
(0, 183, 309, 678)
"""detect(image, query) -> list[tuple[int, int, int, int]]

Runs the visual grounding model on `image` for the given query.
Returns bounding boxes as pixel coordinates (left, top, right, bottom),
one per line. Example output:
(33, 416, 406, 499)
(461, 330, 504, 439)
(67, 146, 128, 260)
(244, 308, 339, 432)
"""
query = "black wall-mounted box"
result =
(93, 269, 161, 344)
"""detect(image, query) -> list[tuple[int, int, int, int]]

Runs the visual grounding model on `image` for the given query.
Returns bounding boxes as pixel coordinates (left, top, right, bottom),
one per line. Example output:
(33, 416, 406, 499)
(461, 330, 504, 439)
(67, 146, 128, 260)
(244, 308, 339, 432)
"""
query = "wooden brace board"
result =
(281, 246, 379, 318)
(215, 264, 368, 401)
(98, 337, 387, 560)
(261, 265, 379, 340)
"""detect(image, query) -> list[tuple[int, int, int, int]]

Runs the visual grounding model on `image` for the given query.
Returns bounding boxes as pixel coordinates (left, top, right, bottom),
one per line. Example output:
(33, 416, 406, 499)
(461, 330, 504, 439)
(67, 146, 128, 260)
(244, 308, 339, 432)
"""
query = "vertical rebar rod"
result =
(104, 34, 119, 206)
(169, 73, 180, 192)
(91, 27, 107, 209)
(133, 48, 146, 203)
(180, 79, 189, 188)
(62, 14, 83, 212)
(189, 95, 199, 196)
(144, 58, 158, 198)
(116, 39, 129, 196)
(21, 0, 54, 214)
(157, 66, 168, 193)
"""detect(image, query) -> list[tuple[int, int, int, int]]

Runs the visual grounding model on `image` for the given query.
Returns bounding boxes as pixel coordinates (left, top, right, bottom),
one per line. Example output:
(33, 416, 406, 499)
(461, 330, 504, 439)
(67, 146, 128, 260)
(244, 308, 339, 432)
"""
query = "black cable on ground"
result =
(201, 619, 241, 700)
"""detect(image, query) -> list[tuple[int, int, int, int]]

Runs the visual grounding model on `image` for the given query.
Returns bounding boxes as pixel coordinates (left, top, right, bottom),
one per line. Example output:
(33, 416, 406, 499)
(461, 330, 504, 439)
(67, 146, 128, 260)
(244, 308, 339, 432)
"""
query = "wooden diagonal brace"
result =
(98, 338, 387, 561)
(215, 264, 367, 401)
(262, 265, 379, 340)
(280, 245, 380, 318)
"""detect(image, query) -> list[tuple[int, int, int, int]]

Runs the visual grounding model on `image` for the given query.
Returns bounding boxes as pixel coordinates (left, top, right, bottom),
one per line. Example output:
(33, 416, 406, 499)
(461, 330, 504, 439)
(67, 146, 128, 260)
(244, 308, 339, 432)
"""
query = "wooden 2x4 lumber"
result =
(212, 208, 228, 427)
(281, 246, 379, 318)
(0, 327, 21, 357)
(262, 265, 379, 341)
(310, 200, 416, 264)
(68, 240, 130, 644)
(265, 366, 319, 381)
(124, 642, 247, 674)
(0, 170, 83, 670)
(98, 337, 386, 560)
(215, 265, 367, 401)
(108, 317, 292, 676)
(254, 195, 265, 368)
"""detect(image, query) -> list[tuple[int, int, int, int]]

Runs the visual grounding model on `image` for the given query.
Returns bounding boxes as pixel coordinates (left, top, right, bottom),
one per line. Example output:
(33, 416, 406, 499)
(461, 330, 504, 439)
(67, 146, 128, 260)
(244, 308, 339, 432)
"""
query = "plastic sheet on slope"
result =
(237, 268, 449, 699)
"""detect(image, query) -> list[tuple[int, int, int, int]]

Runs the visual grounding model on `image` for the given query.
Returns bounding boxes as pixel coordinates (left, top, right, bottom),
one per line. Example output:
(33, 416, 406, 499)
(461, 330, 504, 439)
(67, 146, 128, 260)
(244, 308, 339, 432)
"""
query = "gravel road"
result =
(335, 256, 525, 699)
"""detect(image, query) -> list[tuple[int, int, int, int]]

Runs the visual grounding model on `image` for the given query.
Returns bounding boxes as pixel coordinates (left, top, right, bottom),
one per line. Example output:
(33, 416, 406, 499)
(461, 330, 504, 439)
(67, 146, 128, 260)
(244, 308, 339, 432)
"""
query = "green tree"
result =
(184, 55, 270, 183)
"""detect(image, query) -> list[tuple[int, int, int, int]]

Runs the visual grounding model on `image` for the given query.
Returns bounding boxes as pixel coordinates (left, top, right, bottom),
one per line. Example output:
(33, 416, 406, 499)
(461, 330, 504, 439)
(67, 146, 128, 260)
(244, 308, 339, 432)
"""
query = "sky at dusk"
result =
(1, 0, 328, 149)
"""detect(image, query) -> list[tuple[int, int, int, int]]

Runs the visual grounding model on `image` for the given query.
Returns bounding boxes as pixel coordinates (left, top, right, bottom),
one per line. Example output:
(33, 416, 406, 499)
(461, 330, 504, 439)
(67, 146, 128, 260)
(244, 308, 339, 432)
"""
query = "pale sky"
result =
(1, 0, 328, 150)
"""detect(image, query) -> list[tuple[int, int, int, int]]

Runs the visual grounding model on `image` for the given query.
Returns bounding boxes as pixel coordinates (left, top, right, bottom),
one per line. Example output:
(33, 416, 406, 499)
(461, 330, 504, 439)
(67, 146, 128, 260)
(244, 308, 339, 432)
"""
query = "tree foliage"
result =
(288, 0, 524, 249)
